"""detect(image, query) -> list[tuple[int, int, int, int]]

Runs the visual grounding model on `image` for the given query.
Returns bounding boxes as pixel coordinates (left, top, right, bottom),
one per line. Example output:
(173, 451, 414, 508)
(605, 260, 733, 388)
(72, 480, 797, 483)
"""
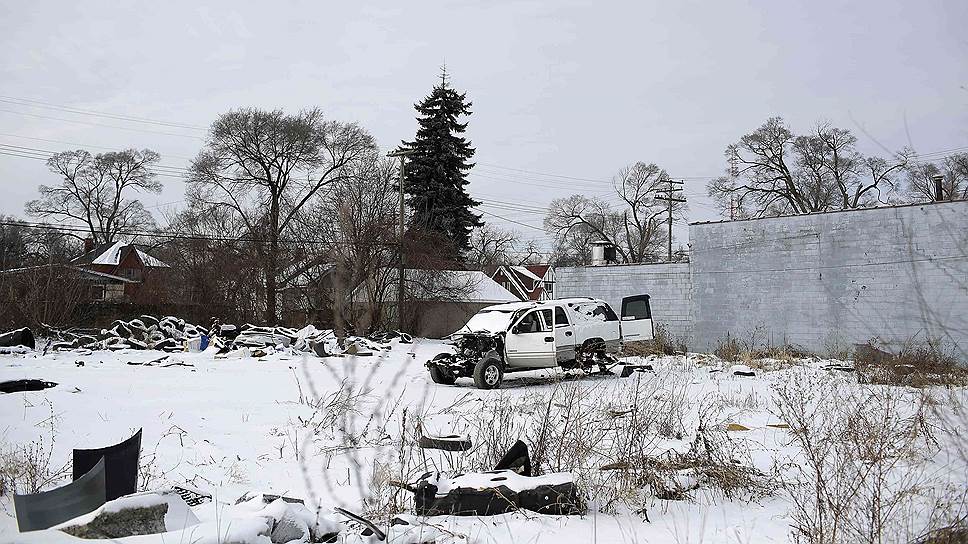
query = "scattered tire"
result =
(429, 354, 457, 385)
(418, 435, 472, 451)
(473, 357, 504, 389)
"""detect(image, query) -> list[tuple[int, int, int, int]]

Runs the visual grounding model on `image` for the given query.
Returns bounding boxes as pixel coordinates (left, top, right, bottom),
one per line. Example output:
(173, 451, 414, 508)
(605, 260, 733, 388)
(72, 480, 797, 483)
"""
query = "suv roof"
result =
(480, 297, 601, 313)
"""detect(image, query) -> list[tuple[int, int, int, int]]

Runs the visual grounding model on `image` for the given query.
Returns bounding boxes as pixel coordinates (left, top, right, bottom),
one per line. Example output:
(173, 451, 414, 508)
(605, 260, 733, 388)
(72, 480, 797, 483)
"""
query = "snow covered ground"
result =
(1, 340, 966, 543)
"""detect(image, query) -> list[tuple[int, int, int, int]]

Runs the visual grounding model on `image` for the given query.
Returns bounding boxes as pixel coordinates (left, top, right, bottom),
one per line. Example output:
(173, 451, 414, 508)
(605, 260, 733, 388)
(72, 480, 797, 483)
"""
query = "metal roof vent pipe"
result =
(590, 240, 617, 266)
(933, 174, 945, 201)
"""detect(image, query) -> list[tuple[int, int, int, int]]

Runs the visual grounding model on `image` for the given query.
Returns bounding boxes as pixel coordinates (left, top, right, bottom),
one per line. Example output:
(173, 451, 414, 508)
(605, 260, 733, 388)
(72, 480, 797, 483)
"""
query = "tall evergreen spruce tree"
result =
(402, 69, 481, 257)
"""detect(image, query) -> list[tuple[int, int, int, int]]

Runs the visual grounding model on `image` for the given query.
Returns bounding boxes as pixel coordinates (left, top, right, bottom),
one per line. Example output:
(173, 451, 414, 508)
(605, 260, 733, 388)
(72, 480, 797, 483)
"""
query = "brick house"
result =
(70, 240, 170, 303)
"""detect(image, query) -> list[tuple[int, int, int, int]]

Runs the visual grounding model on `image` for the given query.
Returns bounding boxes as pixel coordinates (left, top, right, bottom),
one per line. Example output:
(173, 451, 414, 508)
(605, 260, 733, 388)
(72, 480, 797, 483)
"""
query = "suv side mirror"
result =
(510, 325, 521, 335)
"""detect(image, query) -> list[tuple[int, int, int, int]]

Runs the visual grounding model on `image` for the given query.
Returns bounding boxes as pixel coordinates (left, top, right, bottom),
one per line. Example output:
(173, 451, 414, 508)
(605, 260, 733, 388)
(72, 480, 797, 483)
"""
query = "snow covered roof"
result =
(492, 264, 554, 301)
(511, 265, 542, 282)
(363, 269, 518, 303)
(72, 242, 170, 268)
(0, 264, 139, 283)
(454, 271, 520, 303)
(91, 241, 126, 265)
(136, 249, 169, 268)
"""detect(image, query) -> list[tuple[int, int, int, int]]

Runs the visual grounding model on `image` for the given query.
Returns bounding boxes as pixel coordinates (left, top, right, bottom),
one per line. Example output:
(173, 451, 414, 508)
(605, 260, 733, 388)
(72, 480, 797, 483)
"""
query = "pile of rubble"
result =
(47, 316, 209, 352)
(38, 317, 411, 357)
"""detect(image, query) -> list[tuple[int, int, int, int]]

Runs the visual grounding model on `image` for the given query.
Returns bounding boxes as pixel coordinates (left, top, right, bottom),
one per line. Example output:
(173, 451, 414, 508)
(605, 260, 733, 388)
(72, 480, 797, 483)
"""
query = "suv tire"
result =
(429, 354, 457, 385)
(473, 357, 504, 389)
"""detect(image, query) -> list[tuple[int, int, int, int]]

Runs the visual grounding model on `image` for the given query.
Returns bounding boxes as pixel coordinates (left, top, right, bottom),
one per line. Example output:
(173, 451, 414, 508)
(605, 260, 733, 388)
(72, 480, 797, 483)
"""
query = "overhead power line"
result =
(0, 220, 398, 247)
(476, 209, 547, 233)
(0, 108, 203, 140)
(0, 132, 196, 160)
(0, 96, 207, 131)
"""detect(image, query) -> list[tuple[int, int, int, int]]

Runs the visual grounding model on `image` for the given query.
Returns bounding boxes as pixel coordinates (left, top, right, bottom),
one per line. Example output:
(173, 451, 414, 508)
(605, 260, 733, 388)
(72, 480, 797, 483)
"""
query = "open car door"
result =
(505, 308, 557, 368)
(620, 295, 654, 341)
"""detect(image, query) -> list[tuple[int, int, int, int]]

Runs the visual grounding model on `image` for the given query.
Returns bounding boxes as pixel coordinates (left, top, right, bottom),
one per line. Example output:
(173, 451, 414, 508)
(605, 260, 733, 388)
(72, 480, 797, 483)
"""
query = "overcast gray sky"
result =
(1, 0, 966, 248)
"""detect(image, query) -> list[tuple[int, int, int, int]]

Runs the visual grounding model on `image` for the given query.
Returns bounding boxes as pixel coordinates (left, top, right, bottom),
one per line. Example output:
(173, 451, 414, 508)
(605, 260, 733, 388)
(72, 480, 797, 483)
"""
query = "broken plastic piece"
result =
(73, 429, 142, 501)
(494, 439, 532, 476)
(14, 458, 106, 531)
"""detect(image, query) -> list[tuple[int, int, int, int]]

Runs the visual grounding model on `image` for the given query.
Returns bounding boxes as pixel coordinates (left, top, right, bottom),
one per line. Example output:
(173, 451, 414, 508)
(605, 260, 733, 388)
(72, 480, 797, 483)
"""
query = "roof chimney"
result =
(83, 237, 95, 253)
(590, 240, 616, 266)
(932, 175, 945, 201)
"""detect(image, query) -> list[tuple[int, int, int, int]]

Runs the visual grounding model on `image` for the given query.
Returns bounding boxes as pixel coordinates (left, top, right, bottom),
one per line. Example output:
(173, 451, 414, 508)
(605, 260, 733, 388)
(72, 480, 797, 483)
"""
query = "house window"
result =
(91, 285, 105, 301)
(105, 284, 125, 301)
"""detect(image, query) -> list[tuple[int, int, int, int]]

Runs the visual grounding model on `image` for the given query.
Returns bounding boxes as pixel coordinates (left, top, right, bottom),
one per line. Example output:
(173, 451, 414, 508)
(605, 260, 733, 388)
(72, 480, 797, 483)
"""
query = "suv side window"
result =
(539, 309, 553, 332)
(600, 303, 619, 322)
(554, 306, 569, 327)
(622, 296, 652, 319)
(516, 310, 543, 333)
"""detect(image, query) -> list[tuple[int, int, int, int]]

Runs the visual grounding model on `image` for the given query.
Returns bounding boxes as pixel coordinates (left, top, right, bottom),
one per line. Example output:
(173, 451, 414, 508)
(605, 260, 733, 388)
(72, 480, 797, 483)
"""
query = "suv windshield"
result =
(457, 310, 516, 334)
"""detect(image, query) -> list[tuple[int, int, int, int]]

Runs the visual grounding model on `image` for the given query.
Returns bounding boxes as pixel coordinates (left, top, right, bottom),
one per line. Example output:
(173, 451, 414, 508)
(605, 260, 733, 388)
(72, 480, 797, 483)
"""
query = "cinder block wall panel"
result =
(690, 201, 968, 359)
(555, 263, 692, 342)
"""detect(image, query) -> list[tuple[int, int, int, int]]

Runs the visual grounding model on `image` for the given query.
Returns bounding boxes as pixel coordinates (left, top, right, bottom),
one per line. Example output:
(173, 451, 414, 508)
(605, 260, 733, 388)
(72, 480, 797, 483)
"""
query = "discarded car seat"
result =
(0, 379, 57, 394)
(73, 429, 142, 501)
(0, 327, 35, 349)
(494, 439, 532, 476)
(411, 470, 584, 517)
(14, 458, 106, 531)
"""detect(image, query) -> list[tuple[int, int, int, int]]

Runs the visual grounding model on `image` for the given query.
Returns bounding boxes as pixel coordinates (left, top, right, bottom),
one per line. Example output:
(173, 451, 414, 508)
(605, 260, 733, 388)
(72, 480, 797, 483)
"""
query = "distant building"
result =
(356, 269, 518, 338)
(70, 240, 170, 303)
(490, 265, 555, 301)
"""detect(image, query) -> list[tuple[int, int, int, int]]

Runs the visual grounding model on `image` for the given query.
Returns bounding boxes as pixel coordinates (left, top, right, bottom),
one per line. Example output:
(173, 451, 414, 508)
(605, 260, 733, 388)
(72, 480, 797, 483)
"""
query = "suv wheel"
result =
(429, 354, 457, 385)
(473, 357, 504, 389)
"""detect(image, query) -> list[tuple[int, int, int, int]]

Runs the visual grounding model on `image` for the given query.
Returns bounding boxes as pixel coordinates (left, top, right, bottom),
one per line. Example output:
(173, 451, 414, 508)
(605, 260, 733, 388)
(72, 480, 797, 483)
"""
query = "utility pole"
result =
(387, 148, 416, 332)
(654, 178, 686, 262)
(728, 150, 739, 221)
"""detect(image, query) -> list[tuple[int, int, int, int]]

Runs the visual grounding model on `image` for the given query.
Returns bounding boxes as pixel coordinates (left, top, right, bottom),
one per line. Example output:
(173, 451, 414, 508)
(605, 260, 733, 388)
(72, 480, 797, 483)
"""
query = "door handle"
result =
(565, 331, 573, 337)
(544, 337, 554, 342)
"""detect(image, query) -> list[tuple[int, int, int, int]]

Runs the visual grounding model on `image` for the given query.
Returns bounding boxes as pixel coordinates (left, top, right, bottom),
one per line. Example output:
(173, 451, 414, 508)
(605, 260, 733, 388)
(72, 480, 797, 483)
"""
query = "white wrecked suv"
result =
(426, 296, 654, 389)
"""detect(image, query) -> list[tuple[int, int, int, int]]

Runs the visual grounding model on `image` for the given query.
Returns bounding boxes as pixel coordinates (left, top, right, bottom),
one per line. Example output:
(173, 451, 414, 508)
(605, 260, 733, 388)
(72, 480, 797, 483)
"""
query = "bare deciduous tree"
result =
(310, 154, 398, 334)
(26, 149, 161, 244)
(159, 203, 264, 324)
(707, 118, 911, 218)
(613, 162, 682, 262)
(466, 224, 543, 267)
(545, 162, 675, 264)
(905, 152, 968, 202)
(187, 108, 376, 321)
(0, 216, 29, 270)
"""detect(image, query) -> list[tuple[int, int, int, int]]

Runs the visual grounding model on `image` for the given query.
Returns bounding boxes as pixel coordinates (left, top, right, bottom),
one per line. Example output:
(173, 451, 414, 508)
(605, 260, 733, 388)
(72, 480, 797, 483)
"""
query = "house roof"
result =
(511, 265, 542, 282)
(492, 264, 553, 301)
(456, 271, 520, 303)
(72, 242, 170, 268)
(0, 264, 138, 283)
(525, 264, 551, 280)
(363, 269, 519, 304)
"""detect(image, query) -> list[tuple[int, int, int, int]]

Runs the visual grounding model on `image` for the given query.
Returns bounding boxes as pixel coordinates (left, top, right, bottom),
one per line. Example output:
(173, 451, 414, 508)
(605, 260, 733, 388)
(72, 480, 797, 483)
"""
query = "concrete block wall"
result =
(555, 263, 692, 342)
(690, 201, 968, 360)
